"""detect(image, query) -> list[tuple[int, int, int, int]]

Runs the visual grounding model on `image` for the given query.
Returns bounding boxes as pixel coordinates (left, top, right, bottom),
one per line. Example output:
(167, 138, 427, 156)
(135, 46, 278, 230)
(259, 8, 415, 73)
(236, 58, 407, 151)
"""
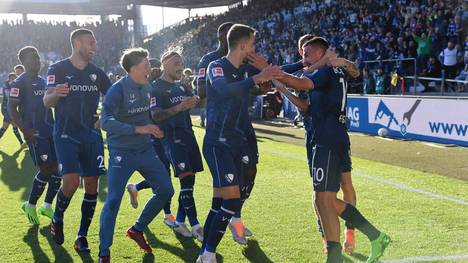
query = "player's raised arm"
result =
(209, 63, 283, 98)
(327, 58, 360, 79)
(273, 80, 309, 112)
(277, 72, 314, 91)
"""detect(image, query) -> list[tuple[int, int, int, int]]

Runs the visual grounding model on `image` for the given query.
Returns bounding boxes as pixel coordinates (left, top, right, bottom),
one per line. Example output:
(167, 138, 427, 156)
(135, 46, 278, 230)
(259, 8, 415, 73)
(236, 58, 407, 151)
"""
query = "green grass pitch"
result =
(0, 126, 467, 262)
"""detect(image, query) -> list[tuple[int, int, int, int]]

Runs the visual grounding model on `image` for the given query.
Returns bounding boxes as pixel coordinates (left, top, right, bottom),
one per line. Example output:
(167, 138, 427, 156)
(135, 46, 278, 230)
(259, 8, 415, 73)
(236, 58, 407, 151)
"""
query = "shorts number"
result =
(97, 155, 105, 169)
(313, 167, 324, 182)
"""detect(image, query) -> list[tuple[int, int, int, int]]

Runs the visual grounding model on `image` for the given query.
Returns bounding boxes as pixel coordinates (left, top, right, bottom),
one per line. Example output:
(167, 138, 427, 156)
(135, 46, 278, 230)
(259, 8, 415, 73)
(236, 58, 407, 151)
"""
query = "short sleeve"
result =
(46, 65, 59, 89)
(150, 84, 164, 111)
(207, 61, 226, 83)
(8, 79, 23, 102)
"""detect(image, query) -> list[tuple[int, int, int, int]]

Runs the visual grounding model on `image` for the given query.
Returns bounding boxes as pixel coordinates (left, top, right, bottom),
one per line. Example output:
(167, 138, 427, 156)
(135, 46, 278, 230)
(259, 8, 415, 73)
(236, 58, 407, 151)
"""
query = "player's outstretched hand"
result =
(135, 124, 164, 138)
(247, 53, 269, 70)
(55, 83, 69, 97)
(254, 65, 284, 83)
(305, 50, 337, 73)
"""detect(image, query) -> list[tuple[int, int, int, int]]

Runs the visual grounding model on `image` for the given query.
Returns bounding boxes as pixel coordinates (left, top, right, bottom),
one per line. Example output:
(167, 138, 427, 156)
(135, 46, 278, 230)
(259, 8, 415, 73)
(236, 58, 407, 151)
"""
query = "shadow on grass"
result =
(143, 227, 221, 263)
(242, 239, 273, 263)
(348, 251, 368, 262)
(23, 225, 51, 263)
(0, 148, 35, 201)
(39, 225, 74, 263)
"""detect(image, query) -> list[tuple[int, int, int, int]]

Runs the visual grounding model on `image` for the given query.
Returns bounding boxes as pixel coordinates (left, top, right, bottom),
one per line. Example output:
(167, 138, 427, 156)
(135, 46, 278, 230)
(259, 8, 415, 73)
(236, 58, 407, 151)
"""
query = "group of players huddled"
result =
(2, 21, 391, 263)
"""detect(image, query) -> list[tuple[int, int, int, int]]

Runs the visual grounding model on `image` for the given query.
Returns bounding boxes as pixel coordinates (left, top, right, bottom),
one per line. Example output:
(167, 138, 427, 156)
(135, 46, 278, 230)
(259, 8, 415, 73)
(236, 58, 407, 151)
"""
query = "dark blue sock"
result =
(176, 197, 186, 222)
(78, 193, 98, 237)
(28, 172, 49, 205)
(179, 176, 198, 226)
(200, 197, 222, 255)
(205, 199, 241, 253)
(135, 180, 151, 191)
(326, 241, 343, 263)
(0, 127, 6, 138)
(44, 174, 61, 204)
(53, 189, 71, 223)
(13, 127, 24, 144)
(233, 199, 245, 218)
(163, 199, 172, 215)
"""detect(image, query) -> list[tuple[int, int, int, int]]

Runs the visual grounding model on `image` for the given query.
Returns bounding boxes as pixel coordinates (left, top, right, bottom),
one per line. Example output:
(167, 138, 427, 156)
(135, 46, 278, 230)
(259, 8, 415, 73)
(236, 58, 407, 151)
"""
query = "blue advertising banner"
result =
(347, 95, 468, 147)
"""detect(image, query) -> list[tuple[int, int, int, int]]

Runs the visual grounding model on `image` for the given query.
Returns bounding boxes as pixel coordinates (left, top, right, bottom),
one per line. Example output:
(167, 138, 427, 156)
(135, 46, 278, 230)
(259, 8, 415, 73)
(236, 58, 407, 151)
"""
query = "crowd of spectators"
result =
(0, 19, 129, 80)
(147, 0, 468, 93)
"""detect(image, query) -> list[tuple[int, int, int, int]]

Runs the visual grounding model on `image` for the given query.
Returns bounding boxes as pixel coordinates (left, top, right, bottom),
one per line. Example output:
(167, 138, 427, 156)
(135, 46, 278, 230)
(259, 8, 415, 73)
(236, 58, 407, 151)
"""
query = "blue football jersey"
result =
(46, 59, 110, 143)
(151, 79, 193, 137)
(197, 50, 224, 85)
(306, 66, 349, 146)
(204, 57, 256, 147)
(9, 73, 53, 138)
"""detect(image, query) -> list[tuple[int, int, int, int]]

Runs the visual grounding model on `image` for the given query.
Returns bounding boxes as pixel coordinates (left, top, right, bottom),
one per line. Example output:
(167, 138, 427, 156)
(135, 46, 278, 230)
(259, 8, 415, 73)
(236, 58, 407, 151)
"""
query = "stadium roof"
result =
(0, 0, 240, 15)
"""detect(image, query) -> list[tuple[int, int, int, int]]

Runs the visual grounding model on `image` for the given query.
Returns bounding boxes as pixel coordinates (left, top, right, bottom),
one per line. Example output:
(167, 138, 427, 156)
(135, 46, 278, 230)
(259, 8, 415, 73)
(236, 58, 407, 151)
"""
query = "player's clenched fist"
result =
(135, 124, 164, 138)
(55, 83, 70, 97)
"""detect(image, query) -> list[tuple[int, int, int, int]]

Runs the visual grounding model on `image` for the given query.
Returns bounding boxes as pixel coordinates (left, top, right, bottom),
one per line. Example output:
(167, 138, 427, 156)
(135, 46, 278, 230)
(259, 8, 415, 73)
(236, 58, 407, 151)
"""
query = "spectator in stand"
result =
(362, 68, 376, 95)
(375, 68, 387, 94)
(439, 40, 459, 80)
(413, 30, 432, 73)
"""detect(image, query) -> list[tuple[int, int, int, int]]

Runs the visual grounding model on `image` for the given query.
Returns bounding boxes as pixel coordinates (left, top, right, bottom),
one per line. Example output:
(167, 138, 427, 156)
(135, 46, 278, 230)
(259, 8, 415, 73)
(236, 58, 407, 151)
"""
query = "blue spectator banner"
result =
(347, 95, 468, 147)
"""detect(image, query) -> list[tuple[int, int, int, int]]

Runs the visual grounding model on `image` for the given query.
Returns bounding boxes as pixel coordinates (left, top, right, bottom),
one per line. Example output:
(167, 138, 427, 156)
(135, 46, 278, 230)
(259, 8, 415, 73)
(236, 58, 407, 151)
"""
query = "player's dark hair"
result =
(8, 72, 17, 78)
(17, 46, 39, 63)
(120, 48, 149, 73)
(298, 34, 315, 50)
(227, 24, 256, 50)
(218, 22, 234, 41)
(14, 64, 25, 71)
(160, 50, 181, 64)
(302, 37, 329, 51)
(70, 28, 94, 47)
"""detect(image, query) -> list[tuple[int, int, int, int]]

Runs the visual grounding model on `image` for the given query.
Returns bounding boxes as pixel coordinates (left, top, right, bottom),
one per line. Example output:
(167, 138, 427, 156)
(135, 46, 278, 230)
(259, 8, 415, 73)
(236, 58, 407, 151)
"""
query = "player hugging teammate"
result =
(6, 22, 391, 263)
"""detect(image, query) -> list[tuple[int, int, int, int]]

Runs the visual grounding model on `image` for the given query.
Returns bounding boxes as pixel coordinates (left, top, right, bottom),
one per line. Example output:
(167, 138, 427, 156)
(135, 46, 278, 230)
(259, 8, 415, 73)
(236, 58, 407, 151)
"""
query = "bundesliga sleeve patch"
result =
(47, 75, 55, 85)
(212, 67, 224, 77)
(150, 97, 157, 107)
(198, 68, 206, 77)
(9, 88, 20, 98)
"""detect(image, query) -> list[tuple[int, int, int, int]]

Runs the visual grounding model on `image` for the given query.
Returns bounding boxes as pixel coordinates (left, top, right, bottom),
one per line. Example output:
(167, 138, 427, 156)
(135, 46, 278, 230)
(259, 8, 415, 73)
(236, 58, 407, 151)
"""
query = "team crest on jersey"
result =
(40, 155, 48, 162)
(212, 67, 224, 77)
(242, 155, 250, 164)
(114, 156, 122, 163)
(225, 173, 234, 183)
(47, 75, 55, 85)
(89, 74, 97, 82)
(129, 93, 136, 103)
(150, 97, 157, 107)
(10, 88, 19, 98)
(198, 68, 206, 77)
(178, 162, 186, 170)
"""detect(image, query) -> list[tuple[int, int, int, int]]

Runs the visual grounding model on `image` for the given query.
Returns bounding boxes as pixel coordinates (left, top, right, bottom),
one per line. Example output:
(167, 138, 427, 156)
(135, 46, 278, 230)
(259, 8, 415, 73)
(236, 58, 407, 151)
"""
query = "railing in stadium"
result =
(362, 58, 467, 96)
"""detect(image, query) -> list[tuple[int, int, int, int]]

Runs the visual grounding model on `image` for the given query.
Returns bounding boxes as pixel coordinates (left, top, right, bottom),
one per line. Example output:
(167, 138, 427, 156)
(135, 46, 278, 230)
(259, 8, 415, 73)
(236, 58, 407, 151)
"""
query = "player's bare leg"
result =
(340, 172, 356, 254)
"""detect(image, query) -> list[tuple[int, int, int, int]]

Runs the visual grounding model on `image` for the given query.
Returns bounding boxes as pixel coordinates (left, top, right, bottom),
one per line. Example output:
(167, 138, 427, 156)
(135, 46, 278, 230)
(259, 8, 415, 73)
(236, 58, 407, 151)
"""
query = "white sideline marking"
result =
(265, 149, 468, 206)
(381, 255, 468, 262)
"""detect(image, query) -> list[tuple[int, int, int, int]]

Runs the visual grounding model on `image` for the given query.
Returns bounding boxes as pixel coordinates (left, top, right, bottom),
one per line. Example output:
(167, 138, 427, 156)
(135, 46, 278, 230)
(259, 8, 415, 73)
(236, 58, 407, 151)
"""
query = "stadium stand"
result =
(145, 0, 467, 94)
(0, 19, 129, 80)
